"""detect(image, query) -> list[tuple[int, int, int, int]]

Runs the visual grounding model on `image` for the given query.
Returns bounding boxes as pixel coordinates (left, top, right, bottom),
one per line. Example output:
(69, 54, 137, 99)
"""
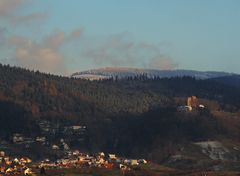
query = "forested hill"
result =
(210, 75, 240, 88)
(0, 63, 240, 121)
(1, 63, 240, 163)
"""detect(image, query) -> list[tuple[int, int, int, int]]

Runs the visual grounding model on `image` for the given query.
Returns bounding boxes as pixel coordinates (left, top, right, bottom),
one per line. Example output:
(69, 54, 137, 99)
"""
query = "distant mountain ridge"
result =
(72, 67, 236, 80)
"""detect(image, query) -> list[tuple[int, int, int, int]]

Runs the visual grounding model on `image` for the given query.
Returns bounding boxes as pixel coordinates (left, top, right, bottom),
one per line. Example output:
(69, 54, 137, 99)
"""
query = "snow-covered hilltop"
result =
(71, 67, 235, 80)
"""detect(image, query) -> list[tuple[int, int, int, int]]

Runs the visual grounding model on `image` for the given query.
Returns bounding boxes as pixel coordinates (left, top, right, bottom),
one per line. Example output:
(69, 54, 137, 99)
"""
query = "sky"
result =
(0, 0, 239, 75)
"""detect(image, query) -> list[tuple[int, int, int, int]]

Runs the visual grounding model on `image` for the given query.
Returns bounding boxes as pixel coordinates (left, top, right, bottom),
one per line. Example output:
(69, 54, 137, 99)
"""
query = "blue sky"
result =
(0, 0, 239, 75)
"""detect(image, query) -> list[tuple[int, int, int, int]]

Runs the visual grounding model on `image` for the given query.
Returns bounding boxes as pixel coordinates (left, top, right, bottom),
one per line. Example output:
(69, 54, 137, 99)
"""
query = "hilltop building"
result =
(178, 96, 205, 112)
(187, 96, 198, 108)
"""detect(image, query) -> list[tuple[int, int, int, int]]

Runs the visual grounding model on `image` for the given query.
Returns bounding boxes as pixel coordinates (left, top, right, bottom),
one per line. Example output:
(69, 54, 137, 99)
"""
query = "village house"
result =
(72, 150, 80, 156)
(20, 157, 32, 164)
(108, 154, 117, 160)
(12, 134, 35, 145)
(38, 120, 51, 132)
(52, 144, 60, 150)
(24, 168, 33, 175)
(98, 152, 105, 158)
(64, 125, 86, 134)
(13, 133, 24, 143)
(36, 136, 46, 143)
(0, 151, 4, 157)
(130, 159, 139, 166)
(58, 138, 70, 151)
(138, 159, 147, 164)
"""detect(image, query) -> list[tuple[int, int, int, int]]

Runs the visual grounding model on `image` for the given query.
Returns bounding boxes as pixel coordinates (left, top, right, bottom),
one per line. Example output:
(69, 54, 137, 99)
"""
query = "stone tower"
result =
(187, 96, 198, 108)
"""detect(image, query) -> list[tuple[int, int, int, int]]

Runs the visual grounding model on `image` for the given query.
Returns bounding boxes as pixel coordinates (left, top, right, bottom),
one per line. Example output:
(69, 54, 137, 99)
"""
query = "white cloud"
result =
(10, 12, 48, 25)
(82, 32, 177, 70)
(0, 0, 48, 25)
(0, 27, 7, 46)
(148, 56, 178, 70)
(0, 0, 26, 17)
(9, 30, 83, 74)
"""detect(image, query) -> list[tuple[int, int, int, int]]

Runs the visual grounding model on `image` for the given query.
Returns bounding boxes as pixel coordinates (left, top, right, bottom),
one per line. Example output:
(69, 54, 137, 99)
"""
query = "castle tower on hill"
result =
(187, 96, 198, 108)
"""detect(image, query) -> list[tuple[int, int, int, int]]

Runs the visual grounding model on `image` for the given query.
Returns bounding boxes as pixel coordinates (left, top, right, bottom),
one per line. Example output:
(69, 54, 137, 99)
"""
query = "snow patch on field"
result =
(194, 141, 229, 160)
